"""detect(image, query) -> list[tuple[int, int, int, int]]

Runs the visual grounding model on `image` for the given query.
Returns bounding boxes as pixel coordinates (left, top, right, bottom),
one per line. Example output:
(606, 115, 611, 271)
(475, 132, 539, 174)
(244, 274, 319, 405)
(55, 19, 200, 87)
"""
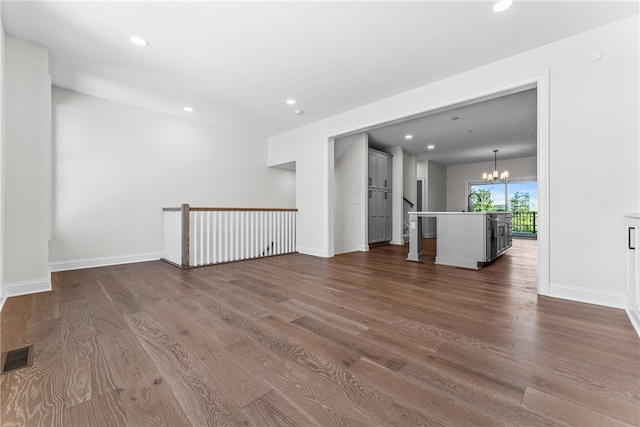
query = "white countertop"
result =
(408, 211, 507, 215)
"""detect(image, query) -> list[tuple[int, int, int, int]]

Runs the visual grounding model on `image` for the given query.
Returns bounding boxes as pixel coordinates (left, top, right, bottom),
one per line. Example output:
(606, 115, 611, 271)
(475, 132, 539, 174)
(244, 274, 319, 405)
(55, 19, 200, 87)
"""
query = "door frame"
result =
(327, 71, 550, 296)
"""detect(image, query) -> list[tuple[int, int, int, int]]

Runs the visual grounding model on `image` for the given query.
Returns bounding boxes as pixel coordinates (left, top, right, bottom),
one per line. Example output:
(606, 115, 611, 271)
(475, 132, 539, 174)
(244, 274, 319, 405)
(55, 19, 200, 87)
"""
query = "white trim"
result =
(49, 252, 163, 272)
(549, 282, 626, 309)
(390, 239, 405, 245)
(435, 257, 479, 270)
(296, 246, 330, 258)
(323, 71, 550, 298)
(327, 138, 335, 258)
(536, 71, 550, 296)
(355, 244, 369, 252)
(625, 309, 640, 338)
(328, 73, 540, 141)
(1, 278, 51, 301)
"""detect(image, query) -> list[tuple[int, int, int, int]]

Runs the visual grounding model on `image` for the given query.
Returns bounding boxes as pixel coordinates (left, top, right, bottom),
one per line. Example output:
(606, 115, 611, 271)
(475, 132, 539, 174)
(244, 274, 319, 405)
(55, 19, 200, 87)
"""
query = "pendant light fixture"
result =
(483, 150, 509, 183)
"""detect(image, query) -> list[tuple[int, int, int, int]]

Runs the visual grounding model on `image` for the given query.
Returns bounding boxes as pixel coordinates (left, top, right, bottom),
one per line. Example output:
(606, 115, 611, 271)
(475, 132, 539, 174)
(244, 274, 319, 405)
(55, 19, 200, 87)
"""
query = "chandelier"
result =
(482, 150, 509, 183)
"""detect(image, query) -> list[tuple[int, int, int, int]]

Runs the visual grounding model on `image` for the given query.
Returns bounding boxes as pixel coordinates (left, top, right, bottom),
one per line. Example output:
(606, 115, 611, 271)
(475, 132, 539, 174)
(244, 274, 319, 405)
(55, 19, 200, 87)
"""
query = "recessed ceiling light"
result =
(130, 36, 149, 47)
(492, 0, 514, 13)
(427, 145, 435, 149)
(184, 106, 194, 112)
(405, 135, 413, 140)
(286, 99, 296, 105)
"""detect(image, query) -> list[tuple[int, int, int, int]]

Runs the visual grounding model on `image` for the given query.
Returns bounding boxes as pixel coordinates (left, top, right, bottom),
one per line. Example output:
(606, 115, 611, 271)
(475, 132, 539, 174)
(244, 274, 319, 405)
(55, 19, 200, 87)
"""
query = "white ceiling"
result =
(365, 88, 538, 166)
(2, 1, 638, 164)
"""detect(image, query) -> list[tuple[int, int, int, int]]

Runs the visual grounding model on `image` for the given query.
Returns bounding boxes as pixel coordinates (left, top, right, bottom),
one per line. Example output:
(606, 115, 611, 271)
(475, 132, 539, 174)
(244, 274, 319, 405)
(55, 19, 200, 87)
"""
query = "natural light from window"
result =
(469, 180, 538, 235)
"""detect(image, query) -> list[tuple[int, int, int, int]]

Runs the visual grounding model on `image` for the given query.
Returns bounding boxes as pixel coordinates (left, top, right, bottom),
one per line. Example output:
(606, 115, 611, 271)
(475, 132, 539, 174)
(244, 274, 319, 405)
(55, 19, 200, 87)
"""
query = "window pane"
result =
(469, 183, 506, 212)
(508, 180, 538, 235)
(508, 181, 538, 212)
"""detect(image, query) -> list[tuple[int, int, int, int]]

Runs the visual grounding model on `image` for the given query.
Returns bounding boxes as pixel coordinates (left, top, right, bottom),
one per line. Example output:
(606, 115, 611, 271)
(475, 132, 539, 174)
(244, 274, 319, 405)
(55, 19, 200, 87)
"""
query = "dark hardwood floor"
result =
(1, 239, 639, 426)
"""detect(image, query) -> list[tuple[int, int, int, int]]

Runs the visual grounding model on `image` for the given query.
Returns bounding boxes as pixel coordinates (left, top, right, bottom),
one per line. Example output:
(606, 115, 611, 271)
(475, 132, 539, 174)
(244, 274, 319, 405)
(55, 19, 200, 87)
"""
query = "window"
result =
(468, 180, 538, 235)
(469, 183, 506, 212)
(508, 180, 538, 235)
(508, 180, 538, 212)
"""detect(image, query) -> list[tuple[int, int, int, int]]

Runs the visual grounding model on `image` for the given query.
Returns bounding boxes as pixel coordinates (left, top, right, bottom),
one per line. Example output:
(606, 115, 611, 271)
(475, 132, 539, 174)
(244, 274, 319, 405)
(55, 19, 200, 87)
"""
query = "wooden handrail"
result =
(190, 207, 298, 212)
(163, 207, 297, 212)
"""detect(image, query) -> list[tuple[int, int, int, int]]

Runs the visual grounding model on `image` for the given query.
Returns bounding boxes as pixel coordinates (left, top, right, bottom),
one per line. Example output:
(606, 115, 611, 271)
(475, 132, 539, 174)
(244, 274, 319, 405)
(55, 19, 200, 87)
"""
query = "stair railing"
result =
(163, 204, 297, 268)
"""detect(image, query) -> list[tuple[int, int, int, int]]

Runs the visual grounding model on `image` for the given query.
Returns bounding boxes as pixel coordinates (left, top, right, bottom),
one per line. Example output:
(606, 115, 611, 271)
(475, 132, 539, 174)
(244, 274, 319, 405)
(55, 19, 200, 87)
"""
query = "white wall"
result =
(402, 151, 417, 239)
(388, 146, 404, 244)
(446, 156, 537, 212)
(268, 121, 327, 257)
(0, 12, 5, 301)
(50, 88, 295, 269)
(3, 37, 51, 296)
(426, 160, 447, 236)
(268, 15, 639, 307)
(334, 133, 367, 254)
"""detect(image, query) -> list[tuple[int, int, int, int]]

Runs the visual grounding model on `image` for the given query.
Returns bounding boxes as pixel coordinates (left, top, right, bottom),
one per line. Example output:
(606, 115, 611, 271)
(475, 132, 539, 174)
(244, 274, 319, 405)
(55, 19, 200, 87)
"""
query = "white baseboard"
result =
(356, 244, 369, 252)
(626, 308, 640, 337)
(435, 257, 479, 270)
(390, 239, 405, 245)
(1, 277, 52, 311)
(296, 246, 331, 258)
(548, 282, 626, 309)
(49, 252, 164, 272)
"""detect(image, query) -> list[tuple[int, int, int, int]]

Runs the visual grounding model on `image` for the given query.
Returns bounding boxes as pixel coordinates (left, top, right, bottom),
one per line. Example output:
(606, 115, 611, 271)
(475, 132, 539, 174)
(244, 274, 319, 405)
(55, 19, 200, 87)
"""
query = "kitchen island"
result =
(407, 212, 512, 269)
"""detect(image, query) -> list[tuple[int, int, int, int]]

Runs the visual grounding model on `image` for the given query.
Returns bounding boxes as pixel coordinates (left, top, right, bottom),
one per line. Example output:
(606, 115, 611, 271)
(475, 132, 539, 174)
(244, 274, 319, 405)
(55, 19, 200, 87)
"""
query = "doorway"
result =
(328, 71, 549, 295)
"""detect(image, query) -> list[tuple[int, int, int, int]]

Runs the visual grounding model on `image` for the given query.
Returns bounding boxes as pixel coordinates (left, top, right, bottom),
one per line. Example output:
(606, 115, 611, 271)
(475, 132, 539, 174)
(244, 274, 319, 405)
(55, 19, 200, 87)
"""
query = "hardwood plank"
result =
(109, 266, 165, 307)
(1, 294, 33, 352)
(201, 300, 431, 425)
(97, 268, 144, 316)
(211, 278, 303, 321)
(510, 333, 640, 403)
(1, 318, 65, 427)
(348, 357, 497, 426)
(226, 277, 289, 303)
(2, 238, 638, 427)
(528, 374, 640, 426)
(163, 267, 271, 320)
(96, 329, 191, 427)
(59, 299, 96, 345)
(27, 290, 59, 326)
(225, 338, 391, 426)
(240, 389, 316, 427)
(292, 315, 407, 372)
(83, 280, 129, 336)
(124, 311, 248, 426)
(521, 386, 634, 427)
(61, 335, 117, 408)
(146, 299, 273, 407)
(433, 341, 539, 396)
(62, 389, 128, 427)
(169, 295, 247, 348)
(256, 314, 361, 369)
(280, 298, 370, 336)
(398, 357, 561, 426)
